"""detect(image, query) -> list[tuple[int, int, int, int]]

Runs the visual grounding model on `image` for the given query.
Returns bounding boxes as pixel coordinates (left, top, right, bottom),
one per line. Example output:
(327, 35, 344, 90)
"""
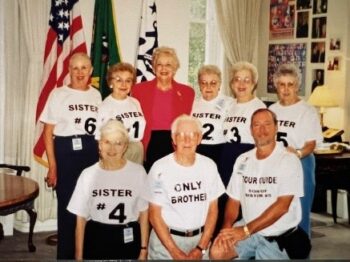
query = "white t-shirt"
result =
(145, 153, 225, 230)
(226, 143, 303, 236)
(67, 161, 148, 224)
(191, 95, 234, 144)
(39, 85, 102, 136)
(95, 95, 146, 141)
(269, 100, 323, 149)
(223, 97, 266, 144)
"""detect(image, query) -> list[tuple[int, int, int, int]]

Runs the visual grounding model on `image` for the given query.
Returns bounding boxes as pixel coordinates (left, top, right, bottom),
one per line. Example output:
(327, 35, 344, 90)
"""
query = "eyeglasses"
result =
(175, 131, 199, 141)
(277, 81, 296, 88)
(111, 77, 133, 86)
(199, 80, 219, 88)
(233, 76, 252, 84)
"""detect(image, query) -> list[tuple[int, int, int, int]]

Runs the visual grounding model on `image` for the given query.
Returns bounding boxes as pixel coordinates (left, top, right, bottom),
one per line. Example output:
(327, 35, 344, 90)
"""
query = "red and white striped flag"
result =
(34, 0, 87, 166)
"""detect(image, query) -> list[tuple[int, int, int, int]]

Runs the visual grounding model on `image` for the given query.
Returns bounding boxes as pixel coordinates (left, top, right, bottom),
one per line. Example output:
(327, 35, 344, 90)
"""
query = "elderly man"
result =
(210, 108, 310, 260)
(145, 114, 225, 260)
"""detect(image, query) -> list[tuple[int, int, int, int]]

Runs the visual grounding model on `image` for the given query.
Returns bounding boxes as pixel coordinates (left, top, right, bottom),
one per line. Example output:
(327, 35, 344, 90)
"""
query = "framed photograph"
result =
(269, 0, 295, 40)
(311, 69, 324, 92)
(313, 0, 327, 14)
(311, 41, 325, 63)
(267, 43, 307, 94)
(297, 0, 311, 10)
(296, 11, 309, 38)
(327, 56, 341, 71)
(329, 38, 341, 51)
(312, 16, 327, 38)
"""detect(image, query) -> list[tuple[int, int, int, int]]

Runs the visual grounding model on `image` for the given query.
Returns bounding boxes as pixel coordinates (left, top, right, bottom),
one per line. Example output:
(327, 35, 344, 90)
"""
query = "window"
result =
(188, 0, 223, 96)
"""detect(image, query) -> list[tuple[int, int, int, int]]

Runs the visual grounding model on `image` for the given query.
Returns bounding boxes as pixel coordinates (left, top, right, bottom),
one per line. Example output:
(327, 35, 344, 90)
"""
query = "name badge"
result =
(72, 137, 83, 151)
(123, 227, 134, 243)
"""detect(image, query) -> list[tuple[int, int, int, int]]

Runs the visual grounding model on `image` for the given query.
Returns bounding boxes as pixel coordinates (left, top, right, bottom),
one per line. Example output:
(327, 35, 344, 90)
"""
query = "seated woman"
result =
(67, 119, 149, 260)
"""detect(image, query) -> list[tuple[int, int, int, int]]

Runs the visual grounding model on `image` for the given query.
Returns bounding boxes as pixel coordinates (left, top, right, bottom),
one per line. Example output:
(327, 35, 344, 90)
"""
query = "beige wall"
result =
(257, 0, 349, 140)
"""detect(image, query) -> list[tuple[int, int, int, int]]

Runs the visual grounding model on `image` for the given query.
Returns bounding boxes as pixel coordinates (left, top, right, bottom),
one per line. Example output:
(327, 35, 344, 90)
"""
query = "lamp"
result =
(307, 85, 338, 129)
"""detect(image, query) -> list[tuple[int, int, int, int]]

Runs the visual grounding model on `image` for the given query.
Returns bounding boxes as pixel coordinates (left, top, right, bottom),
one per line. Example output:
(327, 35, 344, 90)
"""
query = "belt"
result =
(169, 226, 204, 237)
(264, 227, 297, 242)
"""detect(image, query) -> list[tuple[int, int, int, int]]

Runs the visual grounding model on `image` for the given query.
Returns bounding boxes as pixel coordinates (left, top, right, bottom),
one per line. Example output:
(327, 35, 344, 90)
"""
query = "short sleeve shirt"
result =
(145, 153, 225, 230)
(226, 143, 303, 236)
(269, 100, 323, 148)
(39, 85, 102, 136)
(95, 95, 146, 141)
(191, 95, 234, 144)
(67, 161, 148, 224)
(223, 97, 266, 144)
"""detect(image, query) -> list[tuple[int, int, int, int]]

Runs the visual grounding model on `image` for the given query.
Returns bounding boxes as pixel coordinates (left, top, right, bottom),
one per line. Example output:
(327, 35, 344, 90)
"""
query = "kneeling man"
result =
(210, 108, 310, 260)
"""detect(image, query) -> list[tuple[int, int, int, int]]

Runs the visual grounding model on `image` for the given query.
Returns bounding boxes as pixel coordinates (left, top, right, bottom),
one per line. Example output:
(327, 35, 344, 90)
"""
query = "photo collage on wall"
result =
(267, 43, 307, 95)
(268, 0, 305, 94)
(268, 0, 331, 94)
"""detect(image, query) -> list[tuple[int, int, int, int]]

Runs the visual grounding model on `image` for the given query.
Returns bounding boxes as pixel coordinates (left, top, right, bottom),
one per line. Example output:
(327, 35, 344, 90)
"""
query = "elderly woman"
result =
(96, 62, 146, 164)
(67, 120, 149, 260)
(40, 52, 102, 259)
(132, 46, 195, 171)
(221, 61, 266, 187)
(145, 114, 225, 260)
(217, 61, 266, 237)
(191, 65, 234, 169)
(269, 63, 323, 237)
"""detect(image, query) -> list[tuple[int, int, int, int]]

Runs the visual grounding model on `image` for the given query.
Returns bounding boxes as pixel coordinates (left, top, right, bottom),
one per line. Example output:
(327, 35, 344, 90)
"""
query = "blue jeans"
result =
(299, 154, 316, 237)
(235, 233, 289, 259)
(232, 220, 289, 259)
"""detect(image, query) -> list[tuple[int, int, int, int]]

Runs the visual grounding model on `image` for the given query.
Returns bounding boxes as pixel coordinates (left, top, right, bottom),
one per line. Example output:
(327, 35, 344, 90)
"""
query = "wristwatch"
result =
(196, 245, 206, 255)
(243, 225, 251, 237)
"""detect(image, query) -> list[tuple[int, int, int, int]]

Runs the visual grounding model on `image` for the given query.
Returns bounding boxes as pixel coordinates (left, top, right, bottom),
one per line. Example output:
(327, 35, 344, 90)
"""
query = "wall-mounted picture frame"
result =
(269, 0, 295, 40)
(311, 69, 324, 92)
(312, 16, 327, 38)
(267, 43, 307, 94)
(329, 38, 341, 51)
(297, 0, 311, 10)
(296, 11, 309, 38)
(311, 41, 325, 63)
(313, 0, 327, 14)
(327, 56, 341, 71)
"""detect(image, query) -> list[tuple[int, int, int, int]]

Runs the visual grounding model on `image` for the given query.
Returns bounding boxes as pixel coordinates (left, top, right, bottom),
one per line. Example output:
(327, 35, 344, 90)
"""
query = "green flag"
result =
(90, 0, 121, 99)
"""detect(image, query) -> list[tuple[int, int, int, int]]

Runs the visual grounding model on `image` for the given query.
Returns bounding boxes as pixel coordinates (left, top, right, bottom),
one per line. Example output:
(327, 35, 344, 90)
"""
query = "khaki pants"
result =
(147, 229, 209, 259)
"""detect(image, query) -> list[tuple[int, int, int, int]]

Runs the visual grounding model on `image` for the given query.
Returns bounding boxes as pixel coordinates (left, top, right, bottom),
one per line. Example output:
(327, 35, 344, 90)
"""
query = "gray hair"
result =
(171, 114, 202, 135)
(197, 64, 222, 83)
(273, 63, 301, 88)
(99, 119, 129, 144)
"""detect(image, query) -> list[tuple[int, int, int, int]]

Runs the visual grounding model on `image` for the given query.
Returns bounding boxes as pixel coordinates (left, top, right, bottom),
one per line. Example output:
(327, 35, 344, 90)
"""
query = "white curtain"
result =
(215, 0, 261, 95)
(0, 0, 5, 162)
(4, 0, 56, 223)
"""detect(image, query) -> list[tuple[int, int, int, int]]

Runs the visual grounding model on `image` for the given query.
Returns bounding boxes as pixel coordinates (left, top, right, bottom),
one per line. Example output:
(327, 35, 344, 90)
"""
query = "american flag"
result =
(135, 0, 159, 82)
(33, 0, 87, 166)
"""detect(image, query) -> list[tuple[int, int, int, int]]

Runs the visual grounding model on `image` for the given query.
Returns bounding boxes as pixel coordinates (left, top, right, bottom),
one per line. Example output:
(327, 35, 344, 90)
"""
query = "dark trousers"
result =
(54, 135, 98, 259)
(145, 131, 173, 172)
(84, 220, 141, 259)
(196, 143, 224, 169)
(214, 142, 255, 237)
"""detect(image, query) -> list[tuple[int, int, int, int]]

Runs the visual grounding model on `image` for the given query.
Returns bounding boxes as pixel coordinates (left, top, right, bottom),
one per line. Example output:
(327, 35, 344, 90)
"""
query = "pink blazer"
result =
(132, 78, 195, 155)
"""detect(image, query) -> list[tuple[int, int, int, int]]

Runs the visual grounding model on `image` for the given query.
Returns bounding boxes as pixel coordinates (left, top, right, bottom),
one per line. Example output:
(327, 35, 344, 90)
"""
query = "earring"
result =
(110, 85, 113, 89)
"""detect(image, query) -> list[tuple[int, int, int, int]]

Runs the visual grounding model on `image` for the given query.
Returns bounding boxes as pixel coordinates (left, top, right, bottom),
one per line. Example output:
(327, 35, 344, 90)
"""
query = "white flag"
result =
(135, 0, 159, 82)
